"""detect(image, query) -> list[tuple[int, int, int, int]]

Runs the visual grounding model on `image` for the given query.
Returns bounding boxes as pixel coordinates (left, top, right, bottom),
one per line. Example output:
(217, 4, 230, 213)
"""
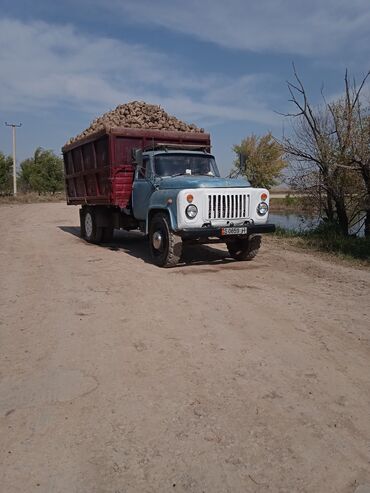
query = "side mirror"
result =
(133, 149, 143, 167)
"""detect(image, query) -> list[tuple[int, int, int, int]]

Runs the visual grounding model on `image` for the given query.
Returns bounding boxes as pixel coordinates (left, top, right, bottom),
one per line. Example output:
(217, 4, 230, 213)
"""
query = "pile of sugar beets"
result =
(67, 101, 204, 144)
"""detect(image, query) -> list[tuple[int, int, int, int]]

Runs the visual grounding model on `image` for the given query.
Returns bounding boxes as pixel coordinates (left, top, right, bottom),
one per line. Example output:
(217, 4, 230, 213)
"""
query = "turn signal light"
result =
(261, 193, 268, 201)
(186, 194, 194, 203)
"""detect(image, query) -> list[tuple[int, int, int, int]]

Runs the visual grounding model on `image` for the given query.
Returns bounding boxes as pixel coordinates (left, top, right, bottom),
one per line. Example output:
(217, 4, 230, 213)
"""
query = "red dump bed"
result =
(62, 127, 211, 208)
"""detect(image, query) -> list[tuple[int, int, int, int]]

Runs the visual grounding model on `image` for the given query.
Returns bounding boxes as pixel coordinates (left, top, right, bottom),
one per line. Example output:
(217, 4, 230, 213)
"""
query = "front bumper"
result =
(178, 223, 276, 240)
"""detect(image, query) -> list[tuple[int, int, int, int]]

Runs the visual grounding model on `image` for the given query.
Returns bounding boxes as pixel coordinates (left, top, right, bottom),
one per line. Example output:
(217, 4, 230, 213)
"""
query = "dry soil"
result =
(0, 203, 369, 493)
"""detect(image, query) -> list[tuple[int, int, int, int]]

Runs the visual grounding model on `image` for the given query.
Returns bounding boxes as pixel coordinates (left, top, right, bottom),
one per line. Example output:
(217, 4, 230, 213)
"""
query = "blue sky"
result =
(0, 0, 369, 176)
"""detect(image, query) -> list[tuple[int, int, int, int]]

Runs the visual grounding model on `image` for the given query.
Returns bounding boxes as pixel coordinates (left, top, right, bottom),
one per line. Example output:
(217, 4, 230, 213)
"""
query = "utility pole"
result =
(5, 122, 22, 196)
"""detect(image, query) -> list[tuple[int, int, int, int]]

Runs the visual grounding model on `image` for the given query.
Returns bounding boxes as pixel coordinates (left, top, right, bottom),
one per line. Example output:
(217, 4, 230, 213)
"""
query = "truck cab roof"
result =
(143, 149, 213, 157)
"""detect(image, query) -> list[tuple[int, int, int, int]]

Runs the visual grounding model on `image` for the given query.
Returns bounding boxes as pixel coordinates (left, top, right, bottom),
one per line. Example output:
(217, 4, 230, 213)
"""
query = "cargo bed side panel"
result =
(64, 136, 111, 205)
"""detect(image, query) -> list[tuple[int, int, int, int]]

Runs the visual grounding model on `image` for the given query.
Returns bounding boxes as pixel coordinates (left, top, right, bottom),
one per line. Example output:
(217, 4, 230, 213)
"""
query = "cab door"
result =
(132, 156, 153, 220)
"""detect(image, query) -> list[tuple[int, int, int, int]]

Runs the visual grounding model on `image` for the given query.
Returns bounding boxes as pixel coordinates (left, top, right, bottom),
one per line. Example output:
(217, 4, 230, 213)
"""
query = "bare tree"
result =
(327, 75, 370, 236)
(281, 65, 370, 237)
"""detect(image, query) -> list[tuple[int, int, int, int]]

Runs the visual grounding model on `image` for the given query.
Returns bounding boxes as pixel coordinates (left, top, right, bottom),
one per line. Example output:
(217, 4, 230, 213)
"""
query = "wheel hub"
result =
(85, 213, 93, 237)
(152, 231, 163, 250)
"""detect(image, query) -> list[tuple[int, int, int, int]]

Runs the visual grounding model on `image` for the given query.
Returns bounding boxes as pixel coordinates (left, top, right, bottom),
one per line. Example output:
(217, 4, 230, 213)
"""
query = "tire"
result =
(149, 213, 182, 267)
(79, 208, 87, 239)
(83, 208, 103, 244)
(226, 235, 261, 261)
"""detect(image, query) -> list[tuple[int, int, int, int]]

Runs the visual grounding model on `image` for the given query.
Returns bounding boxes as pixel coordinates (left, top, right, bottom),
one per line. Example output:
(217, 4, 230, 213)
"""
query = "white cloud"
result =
(0, 18, 280, 128)
(103, 0, 370, 57)
(0, 18, 164, 110)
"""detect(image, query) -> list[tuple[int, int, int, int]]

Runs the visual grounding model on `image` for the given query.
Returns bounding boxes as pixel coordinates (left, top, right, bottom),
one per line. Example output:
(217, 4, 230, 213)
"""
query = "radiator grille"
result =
(208, 193, 249, 220)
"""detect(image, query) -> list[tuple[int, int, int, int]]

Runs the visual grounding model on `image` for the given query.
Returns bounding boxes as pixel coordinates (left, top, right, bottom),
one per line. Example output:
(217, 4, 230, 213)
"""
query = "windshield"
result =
(154, 153, 220, 177)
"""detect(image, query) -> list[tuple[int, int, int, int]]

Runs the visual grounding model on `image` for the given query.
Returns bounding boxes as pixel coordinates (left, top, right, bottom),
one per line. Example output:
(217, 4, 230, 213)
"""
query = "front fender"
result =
(146, 190, 179, 234)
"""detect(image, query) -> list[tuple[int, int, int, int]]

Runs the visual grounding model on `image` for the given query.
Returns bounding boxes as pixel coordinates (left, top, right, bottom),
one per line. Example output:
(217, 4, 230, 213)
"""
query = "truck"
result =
(62, 127, 275, 267)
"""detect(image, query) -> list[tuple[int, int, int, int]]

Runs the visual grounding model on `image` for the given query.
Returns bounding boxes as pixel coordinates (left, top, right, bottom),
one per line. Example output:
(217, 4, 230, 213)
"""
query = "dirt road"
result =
(1, 203, 369, 493)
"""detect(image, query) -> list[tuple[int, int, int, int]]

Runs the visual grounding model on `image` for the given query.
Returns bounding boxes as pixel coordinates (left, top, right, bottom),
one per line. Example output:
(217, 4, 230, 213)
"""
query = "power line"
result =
(5, 122, 22, 196)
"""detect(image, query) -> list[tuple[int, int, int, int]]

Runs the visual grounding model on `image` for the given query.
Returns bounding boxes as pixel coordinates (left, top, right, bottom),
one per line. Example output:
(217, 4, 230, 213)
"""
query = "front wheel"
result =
(149, 213, 182, 267)
(226, 235, 261, 261)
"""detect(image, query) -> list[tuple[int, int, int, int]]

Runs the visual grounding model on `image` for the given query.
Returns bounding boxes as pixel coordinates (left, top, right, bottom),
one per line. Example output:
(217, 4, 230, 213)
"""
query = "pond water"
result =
(269, 212, 320, 231)
(269, 211, 365, 237)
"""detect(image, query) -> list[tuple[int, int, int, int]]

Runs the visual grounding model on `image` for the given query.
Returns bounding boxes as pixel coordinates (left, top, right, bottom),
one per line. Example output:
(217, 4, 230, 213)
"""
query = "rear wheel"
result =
(226, 235, 261, 261)
(81, 208, 103, 244)
(149, 213, 182, 267)
(79, 208, 87, 239)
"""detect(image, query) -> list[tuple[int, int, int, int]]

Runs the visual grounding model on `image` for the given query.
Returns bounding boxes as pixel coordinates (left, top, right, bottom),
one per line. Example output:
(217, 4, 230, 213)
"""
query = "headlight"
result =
(257, 201, 269, 216)
(186, 204, 198, 219)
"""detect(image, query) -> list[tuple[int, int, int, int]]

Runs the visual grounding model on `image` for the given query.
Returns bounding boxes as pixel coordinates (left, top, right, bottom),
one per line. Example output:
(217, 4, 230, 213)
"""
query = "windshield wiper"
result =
(169, 172, 215, 177)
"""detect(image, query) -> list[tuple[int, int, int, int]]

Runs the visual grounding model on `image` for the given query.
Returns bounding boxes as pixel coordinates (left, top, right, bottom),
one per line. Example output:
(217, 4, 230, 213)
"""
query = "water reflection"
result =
(269, 212, 320, 231)
(269, 212, 365, 237)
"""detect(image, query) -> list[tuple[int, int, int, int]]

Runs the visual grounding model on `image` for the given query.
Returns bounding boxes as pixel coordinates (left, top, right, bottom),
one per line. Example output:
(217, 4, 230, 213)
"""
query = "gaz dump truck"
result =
(62, 127, 275, 267)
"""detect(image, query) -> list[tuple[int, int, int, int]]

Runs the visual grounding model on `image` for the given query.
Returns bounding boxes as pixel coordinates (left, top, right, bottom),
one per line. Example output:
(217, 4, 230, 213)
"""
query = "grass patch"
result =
(0, 192, 65, 204)
(274, 222, 370, 262)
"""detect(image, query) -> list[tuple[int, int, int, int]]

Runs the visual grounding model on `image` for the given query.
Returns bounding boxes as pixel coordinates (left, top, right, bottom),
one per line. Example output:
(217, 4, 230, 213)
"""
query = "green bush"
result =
(275, 221, 370, 261)
(0, 152, 13, 194)
(283, 194, 297, 207)
(304, 222, 370, 260)
(18, 148, 64, 194)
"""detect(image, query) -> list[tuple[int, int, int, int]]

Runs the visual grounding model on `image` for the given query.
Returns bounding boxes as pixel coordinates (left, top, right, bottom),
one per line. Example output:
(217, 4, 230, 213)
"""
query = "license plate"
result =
(221, 227, 248, 236)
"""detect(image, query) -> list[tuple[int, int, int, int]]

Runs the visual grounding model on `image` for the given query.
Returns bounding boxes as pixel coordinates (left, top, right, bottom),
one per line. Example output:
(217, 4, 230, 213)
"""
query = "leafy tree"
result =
(18, 148, 64, 194)
(0, 152, 13, 194)
(231, 132, 286, 189)
(18, 157, 34, 192)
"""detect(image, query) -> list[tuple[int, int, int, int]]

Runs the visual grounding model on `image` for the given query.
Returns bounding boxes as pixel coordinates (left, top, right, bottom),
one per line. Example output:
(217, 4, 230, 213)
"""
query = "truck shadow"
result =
(59, 226, 233, 267)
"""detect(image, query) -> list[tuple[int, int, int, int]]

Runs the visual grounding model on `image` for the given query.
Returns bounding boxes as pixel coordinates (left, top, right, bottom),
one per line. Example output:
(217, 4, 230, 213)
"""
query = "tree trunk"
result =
(325, 193, 334, 222)
(362, 170, 370, 238)
(364, 210, 370, 238)
(334, 196, 349, 236)
(321, 170, 335, 222)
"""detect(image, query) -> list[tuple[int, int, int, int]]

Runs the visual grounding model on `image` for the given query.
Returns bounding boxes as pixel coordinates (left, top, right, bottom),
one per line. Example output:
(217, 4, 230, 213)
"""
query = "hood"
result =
(156, 176, 250, 190)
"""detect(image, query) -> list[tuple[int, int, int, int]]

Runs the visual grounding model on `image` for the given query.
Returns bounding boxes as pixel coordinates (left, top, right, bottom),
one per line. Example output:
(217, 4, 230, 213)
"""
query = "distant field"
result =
(269, 196, 311, 212)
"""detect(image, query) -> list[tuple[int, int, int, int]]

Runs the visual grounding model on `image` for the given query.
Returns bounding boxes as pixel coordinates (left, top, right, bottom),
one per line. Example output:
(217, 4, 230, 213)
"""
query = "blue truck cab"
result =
(131, 148, 275, 267)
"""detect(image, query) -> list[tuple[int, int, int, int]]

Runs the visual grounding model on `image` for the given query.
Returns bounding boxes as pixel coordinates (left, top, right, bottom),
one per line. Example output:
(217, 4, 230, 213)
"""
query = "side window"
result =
(137, 157, 149, 180)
